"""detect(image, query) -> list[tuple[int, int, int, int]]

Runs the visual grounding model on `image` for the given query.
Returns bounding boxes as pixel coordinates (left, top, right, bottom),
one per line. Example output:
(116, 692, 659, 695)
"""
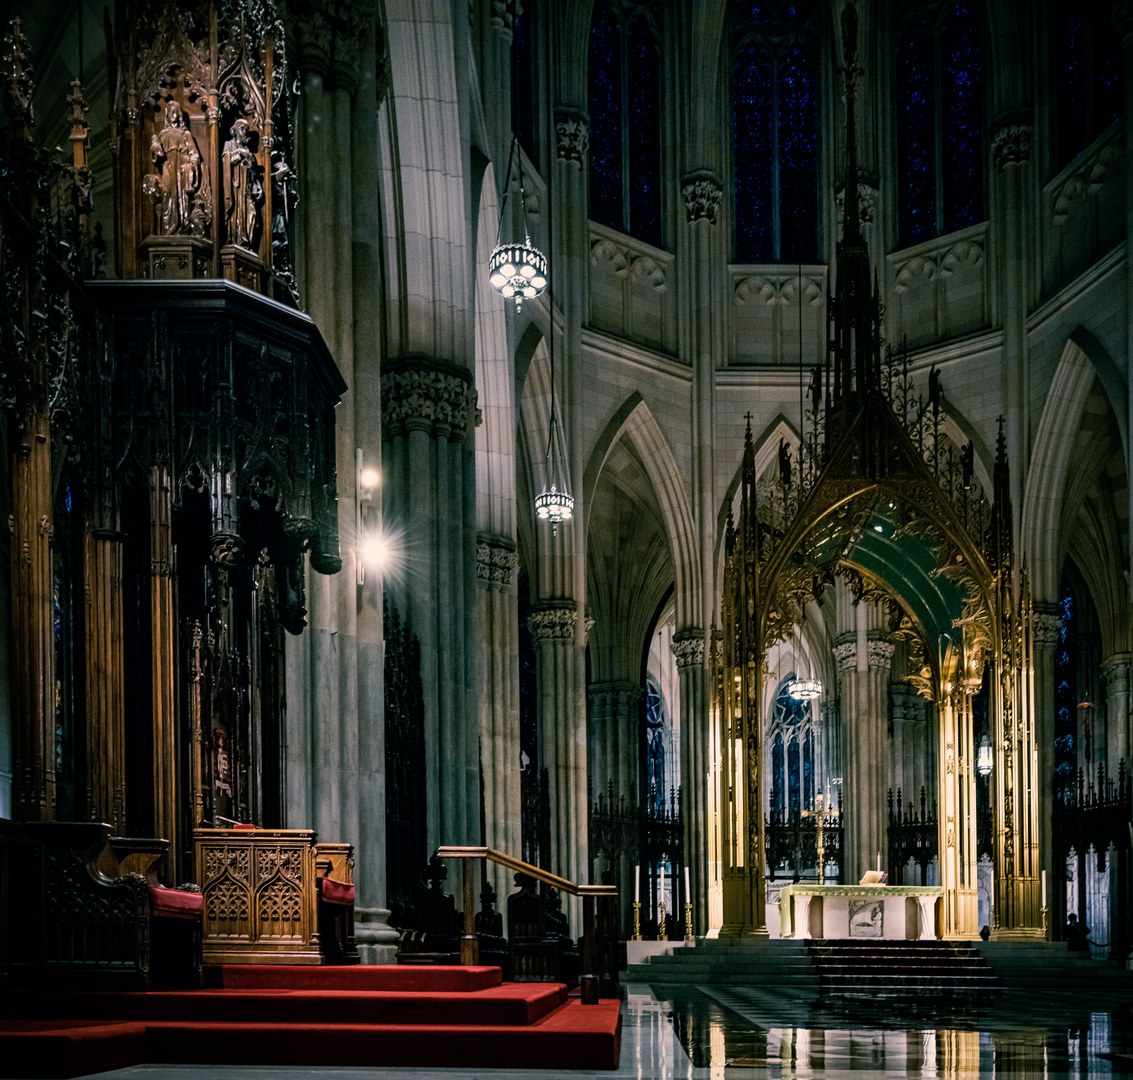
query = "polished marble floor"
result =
(66, 979, 1133, 1080)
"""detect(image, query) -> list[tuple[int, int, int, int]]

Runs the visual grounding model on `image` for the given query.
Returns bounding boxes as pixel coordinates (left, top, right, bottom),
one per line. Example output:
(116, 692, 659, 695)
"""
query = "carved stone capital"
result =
(867, 638, 896, 671)
(1102, 652, 1132, 692)
(681, 175, 724, 225)
(991, 124, 1033, 173)
(476, 534, 518, 586)
(527, 603, 577, 642)
(555, 111, 588, 164)
(835, 179, 878, 226)
(1032, 609, 1063, 645)
(381, 363, 478, 442)
(833, 641, 857, 673)
(491, 0, 515, 37)
(671, 630, 706, 669)
(287, 0, 374, 94)
(1112, 1, 1133, 42)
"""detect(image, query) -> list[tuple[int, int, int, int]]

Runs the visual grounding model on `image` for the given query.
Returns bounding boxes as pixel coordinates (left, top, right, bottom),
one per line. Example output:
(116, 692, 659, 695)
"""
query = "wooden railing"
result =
(436, 846, 616, 1004)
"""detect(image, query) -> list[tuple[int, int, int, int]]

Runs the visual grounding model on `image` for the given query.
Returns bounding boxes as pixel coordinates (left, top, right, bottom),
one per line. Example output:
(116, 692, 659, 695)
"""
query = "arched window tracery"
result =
(767, 673, 816, 823)
(895, 1, 984, 248)
(588, 0, 663, 247)
(731, 0, 819, 263)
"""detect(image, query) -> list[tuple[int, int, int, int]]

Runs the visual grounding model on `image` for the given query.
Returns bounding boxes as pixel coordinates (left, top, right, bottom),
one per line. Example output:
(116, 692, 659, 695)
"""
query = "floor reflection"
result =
(649, 984, 1131, 1078)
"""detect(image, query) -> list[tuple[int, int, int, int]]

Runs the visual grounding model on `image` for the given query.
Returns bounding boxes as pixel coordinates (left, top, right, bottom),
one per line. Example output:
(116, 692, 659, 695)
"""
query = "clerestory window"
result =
(731, 0, 820, 264)
(587, 0, 663, 247)
(895, 1, 985, 248)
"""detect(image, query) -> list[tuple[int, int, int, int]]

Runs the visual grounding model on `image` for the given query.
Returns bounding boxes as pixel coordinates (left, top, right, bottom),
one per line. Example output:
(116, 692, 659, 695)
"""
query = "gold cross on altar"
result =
(801, 793, 840, 885)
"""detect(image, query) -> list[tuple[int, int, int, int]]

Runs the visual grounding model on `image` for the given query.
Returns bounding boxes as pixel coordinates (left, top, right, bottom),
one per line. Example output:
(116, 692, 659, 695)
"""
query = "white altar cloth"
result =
(779, 884, 942, 940)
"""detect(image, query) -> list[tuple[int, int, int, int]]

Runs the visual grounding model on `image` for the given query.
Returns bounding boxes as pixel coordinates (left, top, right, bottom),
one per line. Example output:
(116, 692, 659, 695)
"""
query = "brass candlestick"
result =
(1041, 904, 1049, 938)
(684, 901, 694, 942)
(632, 901, 642, 941)
(657, 901, 667, 941)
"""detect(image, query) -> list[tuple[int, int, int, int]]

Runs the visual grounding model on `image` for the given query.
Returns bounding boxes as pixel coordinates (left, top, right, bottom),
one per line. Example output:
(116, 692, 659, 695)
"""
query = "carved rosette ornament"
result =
(555, 112, 588, 164)
(833, 641, 857, 674)
(380, 364, 479, 443)
(991, 124, 1033, 173)
(867, 638, 896, 671)
(476, 536, 518, 586)
(1031, 610, 1063, 645)
(527, 603, 578, 643)
(681, 176, 724, 225)
(671, 632, 706, 669)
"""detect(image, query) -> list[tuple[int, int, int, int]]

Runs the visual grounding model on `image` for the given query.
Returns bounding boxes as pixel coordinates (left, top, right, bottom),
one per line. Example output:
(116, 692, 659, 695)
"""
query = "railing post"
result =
(461, 858, 479, 965)
(580, 893, 598, 1003)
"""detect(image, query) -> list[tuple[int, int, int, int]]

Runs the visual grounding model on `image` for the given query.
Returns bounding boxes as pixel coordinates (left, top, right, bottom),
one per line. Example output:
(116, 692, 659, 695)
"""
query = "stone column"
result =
(587, 680, 639, 803)
(477, 535, 521, 915)
(991, 123, 1033, 530)
(1032, 606, 1062, 922)
(1104, 654, 1132, 776)
(1117, 4, 1133, 692)
(673, 630, 708, 934)
(529, 601, 587, 927)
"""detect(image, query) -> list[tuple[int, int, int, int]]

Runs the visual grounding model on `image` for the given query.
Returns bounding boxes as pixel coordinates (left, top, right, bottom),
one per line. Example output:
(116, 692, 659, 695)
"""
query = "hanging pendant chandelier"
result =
(787, 677, 822, 701)
(489, 137, 547, 313)
(536, 480, 574, 527)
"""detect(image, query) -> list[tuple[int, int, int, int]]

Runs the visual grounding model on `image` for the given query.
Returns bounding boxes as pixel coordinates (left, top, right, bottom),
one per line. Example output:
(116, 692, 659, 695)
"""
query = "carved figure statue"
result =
(222, 118, 262, 248)
(150, 101, 202, 235)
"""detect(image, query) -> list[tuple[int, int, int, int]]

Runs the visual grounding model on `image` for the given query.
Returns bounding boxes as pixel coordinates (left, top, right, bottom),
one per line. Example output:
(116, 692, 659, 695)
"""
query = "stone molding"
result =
(528, 603, 577, 642)
(555, 111, 588, 164)
(1113, 2, 1133, 42)
(381, 363, 478, 442)
(867, 639, 896, 670)
(1032, 610, 1063, 644)
(833, 642, 856, 673)
(681, 175, 724, 225)
(671, 631, 706, 669)
(476, 535, 518, 586)
(991, 124, 1033, 173)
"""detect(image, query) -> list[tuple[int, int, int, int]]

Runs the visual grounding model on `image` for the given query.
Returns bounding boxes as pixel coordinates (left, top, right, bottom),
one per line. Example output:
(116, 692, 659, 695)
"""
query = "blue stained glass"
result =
(627, 15, 662, 246)
(1054, 584, 1078, 803)
(511, 1, 535, 159)
(803, 727, 814, 811)
(788, 734, 800, 820)
(772, 733, 784, 821)
(897, 16, 936, 246)
(1057, 2, 1088, 165)
(941, 1, 983, 233)
(733, 41, 774, 261)
(588, 1, 623, 231)
(731, 0, 764, 24)
(1094, 0, 1124, 136)
(778, 41, 818, 261)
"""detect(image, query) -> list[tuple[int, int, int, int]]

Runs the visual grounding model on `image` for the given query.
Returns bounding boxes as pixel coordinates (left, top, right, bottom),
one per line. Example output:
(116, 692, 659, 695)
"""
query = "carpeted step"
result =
(0, 1021, 146, 1079)
(0, 984, 567, 1028)
(139, 1000, 622, 1071)
(206, 963, 503, 992)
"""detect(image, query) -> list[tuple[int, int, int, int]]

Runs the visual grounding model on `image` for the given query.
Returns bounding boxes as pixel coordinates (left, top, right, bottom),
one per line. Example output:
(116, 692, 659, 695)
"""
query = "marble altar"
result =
(779, 884, 942, 940)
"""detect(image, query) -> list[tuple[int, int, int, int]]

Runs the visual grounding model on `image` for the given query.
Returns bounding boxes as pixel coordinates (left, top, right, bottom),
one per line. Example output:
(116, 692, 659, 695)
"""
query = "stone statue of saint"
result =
(222, 118, 262, 249)
(150, 100, 202, 235)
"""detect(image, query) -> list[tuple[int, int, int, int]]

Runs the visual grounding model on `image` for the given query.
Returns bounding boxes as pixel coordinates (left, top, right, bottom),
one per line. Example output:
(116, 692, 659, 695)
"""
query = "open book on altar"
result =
(858, 870, 888, 885)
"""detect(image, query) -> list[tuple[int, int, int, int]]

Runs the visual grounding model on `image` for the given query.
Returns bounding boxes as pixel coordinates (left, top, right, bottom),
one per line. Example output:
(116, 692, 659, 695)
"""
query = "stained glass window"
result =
(787, 735, 800, 819)
(1055, 0, 1123, 170)
(732, 0, 818, 262)
(511, 1, 535, 160)
(588, 1, 662, 246)
(772, 733, 785, 821)
(768, 673, 815, 824)
(803, 727, 814, 811)
(895, 2, 985, 248)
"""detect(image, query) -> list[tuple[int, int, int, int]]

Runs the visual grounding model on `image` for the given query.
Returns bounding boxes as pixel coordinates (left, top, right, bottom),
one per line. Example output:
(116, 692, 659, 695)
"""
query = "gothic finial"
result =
(4, 17, 35, 143)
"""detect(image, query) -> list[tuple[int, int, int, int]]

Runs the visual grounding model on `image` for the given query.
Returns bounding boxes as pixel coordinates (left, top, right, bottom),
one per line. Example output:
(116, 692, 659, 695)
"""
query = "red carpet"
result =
(0, 966, 622, 1077)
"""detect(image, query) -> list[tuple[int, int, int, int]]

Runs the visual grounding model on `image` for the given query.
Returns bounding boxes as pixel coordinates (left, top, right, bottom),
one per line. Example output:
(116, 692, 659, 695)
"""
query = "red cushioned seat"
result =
(319, 877, 355, 905)
(150, 886, 204, 918)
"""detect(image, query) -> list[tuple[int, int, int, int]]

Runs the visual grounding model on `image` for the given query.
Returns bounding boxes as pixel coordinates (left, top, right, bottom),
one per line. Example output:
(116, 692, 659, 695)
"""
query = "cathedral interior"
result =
(3, 0, 1133, 1076)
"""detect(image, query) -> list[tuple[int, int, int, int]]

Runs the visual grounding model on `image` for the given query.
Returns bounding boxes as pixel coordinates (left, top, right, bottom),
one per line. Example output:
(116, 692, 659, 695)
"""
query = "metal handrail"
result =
(435, 845, 617, 897)
(434, 845, 617, 1004)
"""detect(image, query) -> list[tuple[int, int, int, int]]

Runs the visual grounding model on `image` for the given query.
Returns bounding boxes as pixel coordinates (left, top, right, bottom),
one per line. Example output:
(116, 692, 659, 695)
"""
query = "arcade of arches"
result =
(3, 0, 1133, 969)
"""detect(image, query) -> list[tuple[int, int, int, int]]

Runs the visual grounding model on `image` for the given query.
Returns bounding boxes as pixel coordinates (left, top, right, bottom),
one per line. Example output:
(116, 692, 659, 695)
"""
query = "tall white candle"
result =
(659, 863, 666, 905)
(1042, 869, 1047, 907)
(634, 865, 640, 904)
(684, 866, 691, 901)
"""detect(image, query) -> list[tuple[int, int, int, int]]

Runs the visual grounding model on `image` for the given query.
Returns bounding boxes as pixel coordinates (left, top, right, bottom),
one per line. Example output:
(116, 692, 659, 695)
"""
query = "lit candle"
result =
(634, 865, 640, 904)
(1041, 869, 1047, 907)
(684, 866, 691, 901)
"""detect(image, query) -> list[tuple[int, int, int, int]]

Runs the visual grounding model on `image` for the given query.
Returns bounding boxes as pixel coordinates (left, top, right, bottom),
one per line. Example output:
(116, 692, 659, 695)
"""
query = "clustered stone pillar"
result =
(1031, 606, 1062, 924)
(529, 602, 587, 926)
(477, 535, 521, 914)
(1104, 653, 1132, 776)
(672, 630, 708, 934)
(587, 681, 640, 804)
